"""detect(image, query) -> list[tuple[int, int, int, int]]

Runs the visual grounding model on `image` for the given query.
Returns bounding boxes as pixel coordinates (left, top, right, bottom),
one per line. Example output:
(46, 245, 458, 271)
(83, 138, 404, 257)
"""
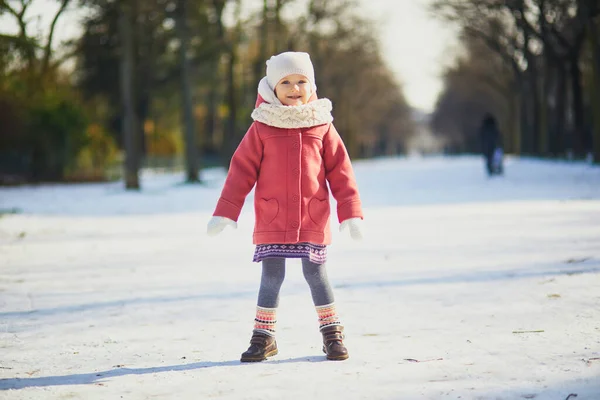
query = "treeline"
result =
(0, 0, 414, 186)
(430, 0, 600, 161)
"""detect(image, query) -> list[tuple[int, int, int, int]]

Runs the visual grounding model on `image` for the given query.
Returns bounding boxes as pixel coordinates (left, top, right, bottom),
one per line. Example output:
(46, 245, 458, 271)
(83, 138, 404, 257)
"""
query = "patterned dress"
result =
(253, 243, 327, 264)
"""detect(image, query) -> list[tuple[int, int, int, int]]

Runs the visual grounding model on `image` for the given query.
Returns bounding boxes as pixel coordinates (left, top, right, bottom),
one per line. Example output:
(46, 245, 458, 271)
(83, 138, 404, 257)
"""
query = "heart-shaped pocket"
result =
(260, 198, 279, 225)
(308, 198, 329, 227)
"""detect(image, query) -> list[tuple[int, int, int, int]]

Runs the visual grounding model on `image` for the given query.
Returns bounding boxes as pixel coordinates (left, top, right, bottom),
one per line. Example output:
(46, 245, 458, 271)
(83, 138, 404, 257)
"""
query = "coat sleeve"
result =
(213, 123, 263, 221)
(322, 123, 363, 223)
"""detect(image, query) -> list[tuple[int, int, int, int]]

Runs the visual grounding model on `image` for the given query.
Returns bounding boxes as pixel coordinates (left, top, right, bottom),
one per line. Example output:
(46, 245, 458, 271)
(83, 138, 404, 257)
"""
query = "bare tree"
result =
(118, 0, 140, 189)
(223, 0, 242, 168)
(0, 0, 74, 82)
(176, 0, 200, 182)
(585, 1, 600, 162)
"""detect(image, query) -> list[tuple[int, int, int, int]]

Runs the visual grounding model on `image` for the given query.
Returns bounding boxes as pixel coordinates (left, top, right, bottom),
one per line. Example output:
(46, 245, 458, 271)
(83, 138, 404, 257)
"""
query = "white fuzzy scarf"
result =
(252, 76, 333, 129)
(251, 98, 334, 129)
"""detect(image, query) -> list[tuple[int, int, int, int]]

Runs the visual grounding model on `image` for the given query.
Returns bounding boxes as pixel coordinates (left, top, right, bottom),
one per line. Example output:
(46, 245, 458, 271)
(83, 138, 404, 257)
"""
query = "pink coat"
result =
(213, 96, 363, 245)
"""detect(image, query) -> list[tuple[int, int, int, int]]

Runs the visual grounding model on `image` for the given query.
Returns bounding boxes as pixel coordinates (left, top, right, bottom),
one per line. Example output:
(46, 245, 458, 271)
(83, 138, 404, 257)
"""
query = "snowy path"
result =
(1, 156, 599, 399)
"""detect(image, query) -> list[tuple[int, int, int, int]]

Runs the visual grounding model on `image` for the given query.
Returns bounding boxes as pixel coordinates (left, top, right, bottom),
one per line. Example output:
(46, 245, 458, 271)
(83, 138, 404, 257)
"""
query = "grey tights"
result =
(257, 257, 335, 308)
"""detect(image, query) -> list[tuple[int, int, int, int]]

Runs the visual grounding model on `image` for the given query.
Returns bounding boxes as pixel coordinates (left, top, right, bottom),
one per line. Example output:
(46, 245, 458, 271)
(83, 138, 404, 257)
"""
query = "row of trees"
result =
(0, 0, 415, 187)
(430, 0, 600, 162)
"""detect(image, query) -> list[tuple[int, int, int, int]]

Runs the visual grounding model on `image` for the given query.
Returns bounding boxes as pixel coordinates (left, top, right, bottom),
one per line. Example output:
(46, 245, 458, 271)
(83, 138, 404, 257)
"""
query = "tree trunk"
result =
(553, 64, 567, 156)
(520, 80, 530, 155)
(274, 0, 284, 52)
(589, 18, 600, 163)
(510, 84, 522, 155)
(224, 47, 238, 169)
(529, 70, 541, 155)
(136, 95, 150, 156)
(118, 0, 140, 190)
(507, 62, 524, 156)
(520, 27, 538, 155)
(570, 52, 586, 156)
(538, 66, 548, 155)
(514, 11, 537, 155)
(520, 76, 535, 154)
(253, 0, 269, 89)
(206, 81, 218, 153)
(207, 0, 227, 162)
(176, 0, 200, 182)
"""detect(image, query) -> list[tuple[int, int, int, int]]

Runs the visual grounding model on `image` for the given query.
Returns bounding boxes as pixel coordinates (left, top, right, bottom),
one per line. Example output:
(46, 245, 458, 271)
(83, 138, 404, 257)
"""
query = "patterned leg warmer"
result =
(316, 303, 341, 331)
(254, 306, 277, 336)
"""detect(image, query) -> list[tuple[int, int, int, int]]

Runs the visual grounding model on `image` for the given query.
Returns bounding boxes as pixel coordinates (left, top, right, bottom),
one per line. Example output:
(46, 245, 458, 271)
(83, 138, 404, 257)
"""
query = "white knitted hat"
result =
(266, 52, 316, 92)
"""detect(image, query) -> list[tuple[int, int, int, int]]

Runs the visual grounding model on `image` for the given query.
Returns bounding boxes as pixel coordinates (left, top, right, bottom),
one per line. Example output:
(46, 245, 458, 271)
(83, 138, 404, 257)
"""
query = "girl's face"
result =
(274, 74, 311, 106)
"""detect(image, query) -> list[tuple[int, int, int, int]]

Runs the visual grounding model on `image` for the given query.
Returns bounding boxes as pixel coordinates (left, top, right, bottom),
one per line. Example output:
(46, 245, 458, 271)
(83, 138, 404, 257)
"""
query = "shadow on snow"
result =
(0, 356, 327, 390)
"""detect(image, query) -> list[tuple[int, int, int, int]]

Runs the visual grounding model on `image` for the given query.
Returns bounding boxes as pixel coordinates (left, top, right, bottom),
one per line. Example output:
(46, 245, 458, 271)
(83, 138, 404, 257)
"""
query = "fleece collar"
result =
(251, 98, 333, 129)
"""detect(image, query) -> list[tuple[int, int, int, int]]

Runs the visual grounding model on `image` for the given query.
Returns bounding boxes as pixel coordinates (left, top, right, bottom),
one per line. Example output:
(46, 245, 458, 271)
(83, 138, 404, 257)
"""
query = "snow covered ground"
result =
(1, 155, 599, 399)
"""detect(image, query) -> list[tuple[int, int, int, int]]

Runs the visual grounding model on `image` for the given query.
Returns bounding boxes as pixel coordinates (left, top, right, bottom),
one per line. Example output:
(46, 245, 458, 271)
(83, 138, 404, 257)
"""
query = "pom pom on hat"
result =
(266, 52, 316, 92)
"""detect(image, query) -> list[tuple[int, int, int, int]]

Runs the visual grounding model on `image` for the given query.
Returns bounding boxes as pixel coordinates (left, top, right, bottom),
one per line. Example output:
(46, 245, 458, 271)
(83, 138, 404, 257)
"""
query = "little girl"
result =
(207, 51, 363, 362)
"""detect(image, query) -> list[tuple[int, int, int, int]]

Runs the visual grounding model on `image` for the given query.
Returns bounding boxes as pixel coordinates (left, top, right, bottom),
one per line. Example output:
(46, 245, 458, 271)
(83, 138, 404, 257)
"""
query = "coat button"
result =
(292, 195, 299, 202)
(291, 221, 299, 228)
(292, 142, 300, 149)
(292, 168, 299, 175)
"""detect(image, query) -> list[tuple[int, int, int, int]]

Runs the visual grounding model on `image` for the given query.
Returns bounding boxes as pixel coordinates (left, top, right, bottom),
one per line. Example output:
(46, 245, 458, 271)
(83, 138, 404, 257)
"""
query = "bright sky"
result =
(0, 0, 457, 112)
(357, 0, 458, 112)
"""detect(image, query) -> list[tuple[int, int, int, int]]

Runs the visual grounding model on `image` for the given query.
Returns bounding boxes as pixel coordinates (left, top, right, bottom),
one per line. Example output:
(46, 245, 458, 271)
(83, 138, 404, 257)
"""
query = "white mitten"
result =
(207, 216, 237, 236)
(340, 217, 363, 240)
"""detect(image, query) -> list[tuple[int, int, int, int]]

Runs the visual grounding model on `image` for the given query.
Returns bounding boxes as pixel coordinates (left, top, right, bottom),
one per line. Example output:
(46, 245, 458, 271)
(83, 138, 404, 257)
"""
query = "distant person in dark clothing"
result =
(479, 114, 503, 176)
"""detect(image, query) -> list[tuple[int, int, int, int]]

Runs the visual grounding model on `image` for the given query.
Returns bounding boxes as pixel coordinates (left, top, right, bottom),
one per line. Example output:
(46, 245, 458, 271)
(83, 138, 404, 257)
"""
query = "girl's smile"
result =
(274, 74, 311, 106)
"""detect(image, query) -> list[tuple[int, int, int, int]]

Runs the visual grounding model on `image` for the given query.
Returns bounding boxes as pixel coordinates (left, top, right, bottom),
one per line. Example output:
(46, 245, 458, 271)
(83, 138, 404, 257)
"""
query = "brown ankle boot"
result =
(240, 331, 278, 362)
(321, 325, 349, 360)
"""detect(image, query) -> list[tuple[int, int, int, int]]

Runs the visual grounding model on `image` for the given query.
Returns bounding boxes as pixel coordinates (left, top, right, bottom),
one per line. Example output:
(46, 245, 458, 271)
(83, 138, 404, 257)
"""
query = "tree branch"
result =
(463, 26, 522, 76)
(42, 0, 72, 75)
(1, 0, 28, 38)
(3, 0, 38, 68)
(0, 0, 19, 16)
